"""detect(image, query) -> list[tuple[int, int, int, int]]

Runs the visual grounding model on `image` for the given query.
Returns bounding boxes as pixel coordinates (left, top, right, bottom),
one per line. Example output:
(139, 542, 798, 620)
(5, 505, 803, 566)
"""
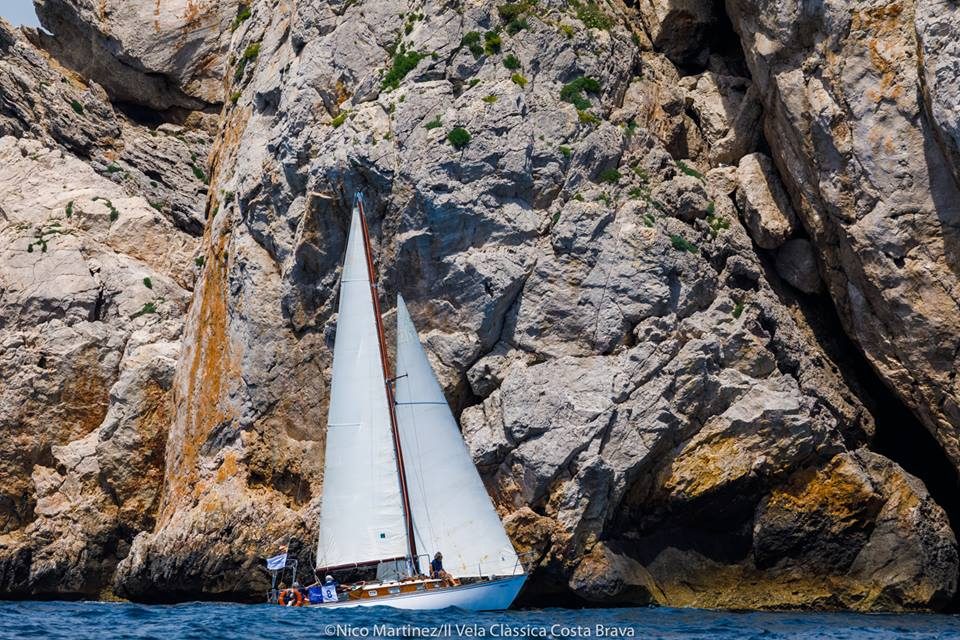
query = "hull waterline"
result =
(311, 575, 526, 611)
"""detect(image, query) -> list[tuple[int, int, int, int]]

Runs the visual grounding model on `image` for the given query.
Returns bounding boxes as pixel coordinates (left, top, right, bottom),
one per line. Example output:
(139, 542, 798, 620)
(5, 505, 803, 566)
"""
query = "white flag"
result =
(266, 553, 288, 571)
(321, 584, 339, 603)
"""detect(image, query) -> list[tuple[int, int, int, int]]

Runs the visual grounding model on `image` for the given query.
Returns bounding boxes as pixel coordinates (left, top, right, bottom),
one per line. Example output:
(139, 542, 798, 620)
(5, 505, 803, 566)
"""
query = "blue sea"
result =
(0, 602, 958, 639)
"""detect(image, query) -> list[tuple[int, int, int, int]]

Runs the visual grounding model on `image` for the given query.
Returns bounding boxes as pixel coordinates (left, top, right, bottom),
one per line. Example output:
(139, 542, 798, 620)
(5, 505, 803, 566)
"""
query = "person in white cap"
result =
(321, 574, 339, 603)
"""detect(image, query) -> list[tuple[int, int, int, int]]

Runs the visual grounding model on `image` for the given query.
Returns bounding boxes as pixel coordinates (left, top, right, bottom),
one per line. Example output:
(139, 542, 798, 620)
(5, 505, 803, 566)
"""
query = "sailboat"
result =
(307, 193, 526, 610)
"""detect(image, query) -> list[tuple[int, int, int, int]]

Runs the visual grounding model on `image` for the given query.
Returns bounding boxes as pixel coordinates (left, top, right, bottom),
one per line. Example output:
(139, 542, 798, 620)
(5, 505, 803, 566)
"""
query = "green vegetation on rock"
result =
(94, 196, 119, 222)
(331, 111, 349, 128)
(234, 42, 261, 81)
(461, 31, 483, 58)
(497, 1, 533, 20)
(560, 76, 601, 110)
(599, 169, 620, 184)
(231, 5, 252, 32)
(131, 301, 158, 319)
(191, 164, 208, 183)
(447, 126, 471, 149)
(707, 213, 730, 237)
(241, 42, 261, 61)
(677, 160, 705, 180)
(670, 233, 699, 253)
(506, 17, 529, 34)
(577, 109, 599, 124)
(484, 31, 502, 55)
(382, 49, 426, 91)
(571, 0, 612, 30)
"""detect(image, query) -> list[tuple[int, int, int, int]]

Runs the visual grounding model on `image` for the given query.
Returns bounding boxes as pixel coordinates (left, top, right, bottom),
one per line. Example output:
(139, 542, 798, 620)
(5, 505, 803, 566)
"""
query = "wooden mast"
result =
(355, 192, 420, 572)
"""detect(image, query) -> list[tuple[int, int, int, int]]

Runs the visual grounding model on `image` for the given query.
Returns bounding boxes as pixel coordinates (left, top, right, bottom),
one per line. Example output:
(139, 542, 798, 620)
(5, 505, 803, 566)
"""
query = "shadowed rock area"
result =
(0, 0, 958, 612)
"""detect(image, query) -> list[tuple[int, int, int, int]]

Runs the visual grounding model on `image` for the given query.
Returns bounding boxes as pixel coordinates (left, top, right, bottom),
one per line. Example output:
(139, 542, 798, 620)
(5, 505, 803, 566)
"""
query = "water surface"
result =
(0, 601, 958, 639)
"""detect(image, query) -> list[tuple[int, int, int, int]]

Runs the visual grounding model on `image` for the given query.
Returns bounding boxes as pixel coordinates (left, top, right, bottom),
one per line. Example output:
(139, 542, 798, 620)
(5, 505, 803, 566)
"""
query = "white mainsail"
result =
(394, 296, 522, 577)
(317, 204, 408, 569)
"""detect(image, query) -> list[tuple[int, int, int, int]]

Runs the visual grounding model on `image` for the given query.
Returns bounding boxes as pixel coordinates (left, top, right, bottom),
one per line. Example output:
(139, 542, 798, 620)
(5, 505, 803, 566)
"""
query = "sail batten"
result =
(394, 296, 523, 578)
(317, 203, 408, 569)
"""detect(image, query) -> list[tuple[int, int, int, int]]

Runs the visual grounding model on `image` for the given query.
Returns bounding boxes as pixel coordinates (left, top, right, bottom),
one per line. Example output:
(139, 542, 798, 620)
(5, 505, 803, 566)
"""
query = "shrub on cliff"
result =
(382, 49, 426, 91)
(447, 127, 471, 149)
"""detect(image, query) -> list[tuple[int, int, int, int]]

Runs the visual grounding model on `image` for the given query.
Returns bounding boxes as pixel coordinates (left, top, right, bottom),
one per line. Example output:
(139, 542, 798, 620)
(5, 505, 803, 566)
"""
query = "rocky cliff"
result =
(1, 0, 958, 611)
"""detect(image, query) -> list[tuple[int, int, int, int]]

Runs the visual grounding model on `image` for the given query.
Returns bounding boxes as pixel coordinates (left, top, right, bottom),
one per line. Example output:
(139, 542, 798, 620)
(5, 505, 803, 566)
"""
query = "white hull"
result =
(313, 575, 526, 611)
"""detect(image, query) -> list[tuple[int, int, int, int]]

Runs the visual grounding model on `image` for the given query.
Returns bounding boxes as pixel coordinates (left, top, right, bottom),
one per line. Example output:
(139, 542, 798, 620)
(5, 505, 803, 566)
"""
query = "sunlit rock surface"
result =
(0, 0, 958, 611)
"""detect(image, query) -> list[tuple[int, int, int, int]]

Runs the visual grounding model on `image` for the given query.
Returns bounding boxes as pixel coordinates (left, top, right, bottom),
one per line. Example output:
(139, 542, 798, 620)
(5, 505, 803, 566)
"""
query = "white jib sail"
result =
(394, 295, 523, 577)
(317, 205, 408, 568)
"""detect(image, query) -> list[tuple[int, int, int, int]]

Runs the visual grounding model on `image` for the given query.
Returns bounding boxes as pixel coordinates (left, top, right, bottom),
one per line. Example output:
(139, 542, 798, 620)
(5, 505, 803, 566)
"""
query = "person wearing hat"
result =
(321, 574, 339, 603)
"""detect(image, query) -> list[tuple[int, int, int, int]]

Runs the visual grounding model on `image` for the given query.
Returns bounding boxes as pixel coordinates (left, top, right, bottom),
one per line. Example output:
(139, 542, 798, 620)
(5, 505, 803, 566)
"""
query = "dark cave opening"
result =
(112, 101, 166, 128)
(777, 281, 960, 608)
(113, 101, 217, 129)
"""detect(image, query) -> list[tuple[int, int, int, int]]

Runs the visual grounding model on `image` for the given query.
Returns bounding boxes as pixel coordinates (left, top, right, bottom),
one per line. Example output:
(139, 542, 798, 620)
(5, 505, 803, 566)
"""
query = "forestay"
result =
(394, 296, 522, 577)
(317, 205, 407, 568)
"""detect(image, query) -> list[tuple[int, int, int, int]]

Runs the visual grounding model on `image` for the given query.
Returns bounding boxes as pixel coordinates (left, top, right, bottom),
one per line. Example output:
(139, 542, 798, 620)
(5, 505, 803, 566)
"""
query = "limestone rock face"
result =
(725, 0, 960, 479)
(0, 20, 200, 597)
(0, 17, 119, 156)
(31, 0, 233, 110)
(0, 17, 212, 233)
(0, 133, 197, 595)
(917, 0, 960, 179)
(1, 0, 959, 613)
(103, 0, 954, 611)
(646, 450, 957, 610)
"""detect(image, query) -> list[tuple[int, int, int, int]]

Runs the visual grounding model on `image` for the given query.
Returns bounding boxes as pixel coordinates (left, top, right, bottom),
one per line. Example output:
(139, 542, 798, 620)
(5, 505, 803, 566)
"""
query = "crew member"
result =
(430, 552, 453, 587)
(321, 574, 339, 603)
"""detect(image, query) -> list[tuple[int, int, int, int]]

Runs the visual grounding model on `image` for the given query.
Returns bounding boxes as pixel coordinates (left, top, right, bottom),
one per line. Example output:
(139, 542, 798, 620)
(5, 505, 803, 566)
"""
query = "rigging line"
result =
(395, 401, 448, 406)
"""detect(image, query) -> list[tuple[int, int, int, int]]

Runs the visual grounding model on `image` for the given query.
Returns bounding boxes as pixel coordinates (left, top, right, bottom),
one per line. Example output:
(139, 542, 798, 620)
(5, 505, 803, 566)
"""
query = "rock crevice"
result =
(0, 0, 958, 612)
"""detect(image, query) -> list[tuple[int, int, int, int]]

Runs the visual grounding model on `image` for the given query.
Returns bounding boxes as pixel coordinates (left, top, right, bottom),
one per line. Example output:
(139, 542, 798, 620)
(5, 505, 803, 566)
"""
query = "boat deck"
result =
(342, 577, 446, 601)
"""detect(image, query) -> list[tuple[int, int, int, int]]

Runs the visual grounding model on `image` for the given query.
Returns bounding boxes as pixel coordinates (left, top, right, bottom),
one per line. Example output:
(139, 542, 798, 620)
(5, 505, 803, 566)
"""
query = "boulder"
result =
(682, 72, 762, 164)
(617, 53, 707, 160)
(735, 152, 798, 249)
(569, 543, 664, 604)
